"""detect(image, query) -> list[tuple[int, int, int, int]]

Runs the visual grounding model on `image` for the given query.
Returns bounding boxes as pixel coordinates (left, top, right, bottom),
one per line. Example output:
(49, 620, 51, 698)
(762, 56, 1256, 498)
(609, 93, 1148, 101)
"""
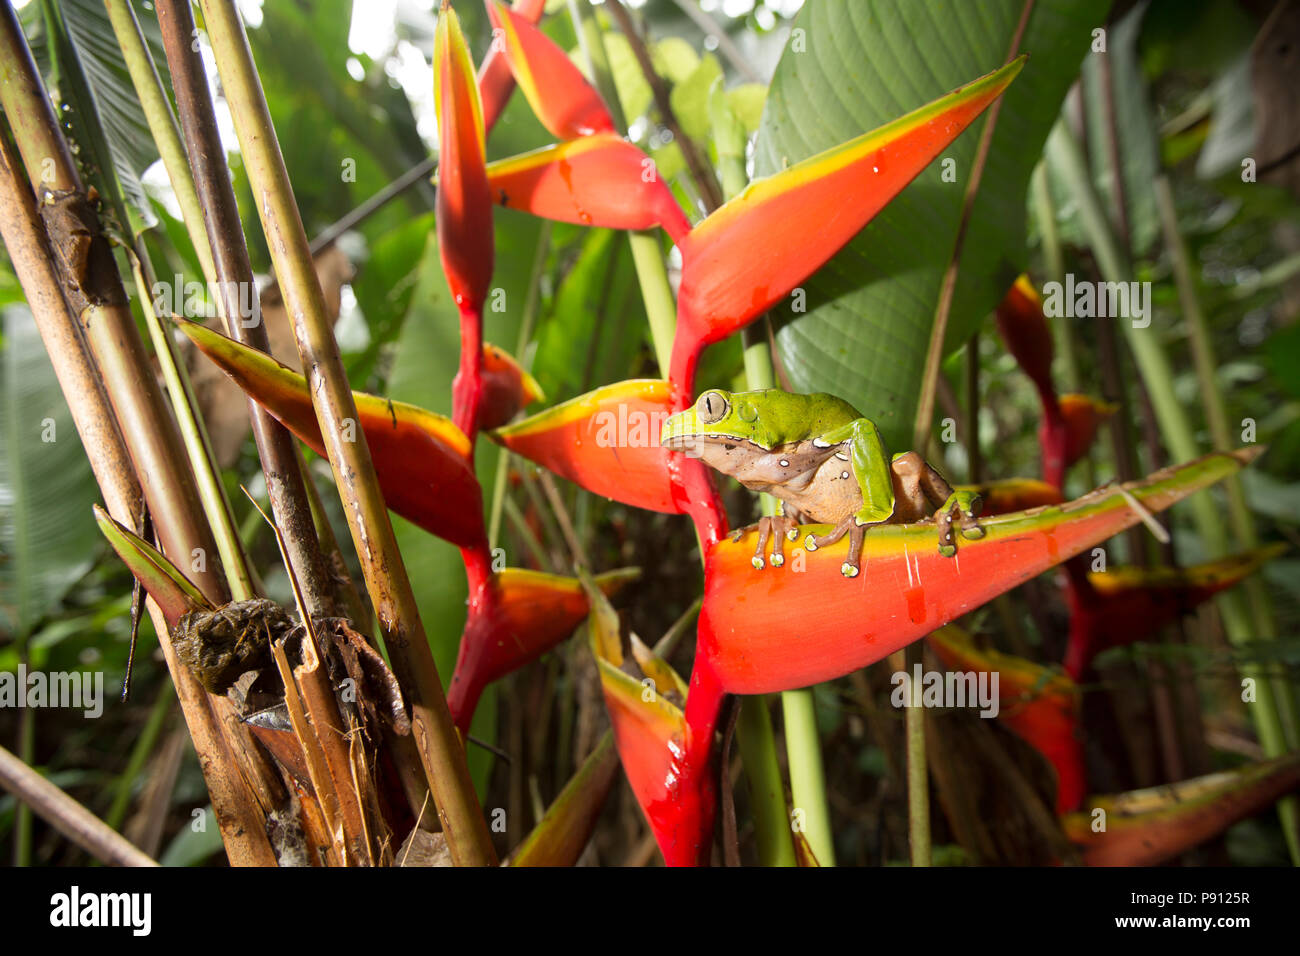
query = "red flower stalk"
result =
(436, 4, 495, 440)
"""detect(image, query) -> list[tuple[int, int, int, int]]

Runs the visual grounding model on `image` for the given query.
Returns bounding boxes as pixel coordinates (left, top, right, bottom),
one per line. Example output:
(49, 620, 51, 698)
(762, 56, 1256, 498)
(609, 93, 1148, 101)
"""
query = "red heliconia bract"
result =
(484, 134, 691, 242)
(1061, 752, 1300, 866)
(928, 626, 1085, 814)
(583, 573, 714, 866)
(476, 0, 545, 132)
(487, 0, 615, 140)
(694, 450, 1254, 697)
(447, 567, 637, 731)
(669, 57, 1026, 402)
(177, 319, 487, 549)
(1062, 545, 1286, 680)
(478, 342, 544, 431)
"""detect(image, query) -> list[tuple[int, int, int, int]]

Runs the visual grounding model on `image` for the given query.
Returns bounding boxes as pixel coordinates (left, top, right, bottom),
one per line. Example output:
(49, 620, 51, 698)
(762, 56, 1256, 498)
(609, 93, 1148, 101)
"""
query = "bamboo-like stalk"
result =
(103, 0, 217, 288)
(194, 0, 495, 865)
(128, 252, 257, 601)
(0, 744, 158, 866)
(0, 73, 276, 864)
(156, 0, 337, 621)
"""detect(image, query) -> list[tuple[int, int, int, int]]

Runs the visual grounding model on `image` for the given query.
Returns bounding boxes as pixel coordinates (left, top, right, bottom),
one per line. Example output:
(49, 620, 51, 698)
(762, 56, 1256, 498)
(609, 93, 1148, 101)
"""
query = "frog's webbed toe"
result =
(933, 490, 984, 557)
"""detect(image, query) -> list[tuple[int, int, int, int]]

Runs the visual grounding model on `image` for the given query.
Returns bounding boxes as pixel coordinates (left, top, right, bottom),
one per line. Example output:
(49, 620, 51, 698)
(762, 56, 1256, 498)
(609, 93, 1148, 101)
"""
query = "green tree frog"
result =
(661, 388, 984, 577)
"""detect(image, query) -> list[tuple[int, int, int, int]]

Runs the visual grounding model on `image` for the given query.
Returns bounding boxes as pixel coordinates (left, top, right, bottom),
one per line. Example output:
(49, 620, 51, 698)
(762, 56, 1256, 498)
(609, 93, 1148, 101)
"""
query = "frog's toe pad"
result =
(786, 527, 800, 542)
(937, 542, 957, 558)
(840, 562, 859, 578)
(804, 534, 819, 552)
(752, 555, 765, 570)
(960, 521, 986, 540)
(770, 552, 785, 568)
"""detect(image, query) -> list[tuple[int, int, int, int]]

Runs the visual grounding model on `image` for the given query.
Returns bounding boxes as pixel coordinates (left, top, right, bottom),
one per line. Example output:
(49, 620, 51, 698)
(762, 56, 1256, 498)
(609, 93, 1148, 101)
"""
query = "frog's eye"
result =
(697, 390, 729, 424)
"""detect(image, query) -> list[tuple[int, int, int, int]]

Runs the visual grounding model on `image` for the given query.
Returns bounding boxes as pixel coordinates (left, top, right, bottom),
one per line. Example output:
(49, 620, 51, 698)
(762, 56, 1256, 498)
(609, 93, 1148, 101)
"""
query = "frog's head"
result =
(662, 388, 803, 467)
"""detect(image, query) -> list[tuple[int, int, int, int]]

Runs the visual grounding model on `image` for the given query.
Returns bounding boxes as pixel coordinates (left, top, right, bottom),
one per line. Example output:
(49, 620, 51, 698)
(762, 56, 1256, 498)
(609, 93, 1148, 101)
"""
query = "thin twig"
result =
(0, 744, 158, 866)
(604, 0, 724, 212)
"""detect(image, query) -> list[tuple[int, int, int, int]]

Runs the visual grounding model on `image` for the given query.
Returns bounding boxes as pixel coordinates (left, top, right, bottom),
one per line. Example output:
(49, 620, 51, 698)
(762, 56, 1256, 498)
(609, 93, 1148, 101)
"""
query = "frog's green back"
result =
(736, 388, 863, 448)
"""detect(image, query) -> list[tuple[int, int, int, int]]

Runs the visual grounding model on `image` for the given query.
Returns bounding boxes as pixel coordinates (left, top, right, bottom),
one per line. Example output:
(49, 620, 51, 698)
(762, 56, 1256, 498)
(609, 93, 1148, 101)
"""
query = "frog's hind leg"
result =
(898, 452, 984, 556)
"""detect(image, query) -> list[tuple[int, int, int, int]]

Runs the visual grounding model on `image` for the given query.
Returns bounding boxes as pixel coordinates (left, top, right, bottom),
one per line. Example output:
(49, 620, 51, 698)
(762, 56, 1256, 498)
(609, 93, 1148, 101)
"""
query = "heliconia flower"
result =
(489, 380, 681, 513)
(583, 571, 714, 867)
(479, 342, 544, 431)
(1061, 752, 1300, 866)
(483, 134, 691, 243)
(1057, 393, 1118, 468)
(509, 731, 620, 866)
(94, 505, 209, 627)
(995, 275, 1055, 401)
(477, 0, 545, 133)
(1062, 544, 1286, 679)
(955, 478, 1064, 517)
(447, 567, 639, 731)
(927, 625, 1084, 814)
(487, 0, 615, 140)
(177, 319, 486, 550)
(670, 57, 1025, 397)
(694, 449, 1256, 698)
(436, 4, 494, 316)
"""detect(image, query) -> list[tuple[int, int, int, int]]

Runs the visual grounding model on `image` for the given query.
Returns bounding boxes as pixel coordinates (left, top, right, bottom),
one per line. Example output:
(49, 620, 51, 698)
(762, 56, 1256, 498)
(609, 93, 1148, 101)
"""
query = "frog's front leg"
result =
(731, 509, 800, 570)
(803, 418, 894, 578)
(900, 452, 984, 556)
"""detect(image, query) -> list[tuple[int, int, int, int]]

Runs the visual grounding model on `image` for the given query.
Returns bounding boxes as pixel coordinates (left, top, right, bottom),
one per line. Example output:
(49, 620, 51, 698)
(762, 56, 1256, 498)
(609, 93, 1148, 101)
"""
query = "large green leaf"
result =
(0, 307, 100, 637)
(752, 0, 1109, 450)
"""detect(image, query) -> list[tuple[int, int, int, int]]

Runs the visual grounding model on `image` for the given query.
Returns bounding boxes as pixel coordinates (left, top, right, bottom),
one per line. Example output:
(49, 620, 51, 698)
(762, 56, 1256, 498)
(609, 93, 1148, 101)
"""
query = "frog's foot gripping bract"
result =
(802, 516, 873, 578)
(732, 513, 800, 569)
(804, 490, 986, 576)
(933, 489, 985, 557)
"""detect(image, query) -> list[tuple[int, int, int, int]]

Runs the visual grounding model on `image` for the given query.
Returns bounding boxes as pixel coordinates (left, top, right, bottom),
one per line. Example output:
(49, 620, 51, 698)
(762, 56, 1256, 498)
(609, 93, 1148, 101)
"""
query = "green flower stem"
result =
(1048, 122, 1300, 861)
(781, 688, 835, 865)
(1154, 174, 1294, 711)
(129, 252, 255, 601)
(737, 696, 796, 866)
